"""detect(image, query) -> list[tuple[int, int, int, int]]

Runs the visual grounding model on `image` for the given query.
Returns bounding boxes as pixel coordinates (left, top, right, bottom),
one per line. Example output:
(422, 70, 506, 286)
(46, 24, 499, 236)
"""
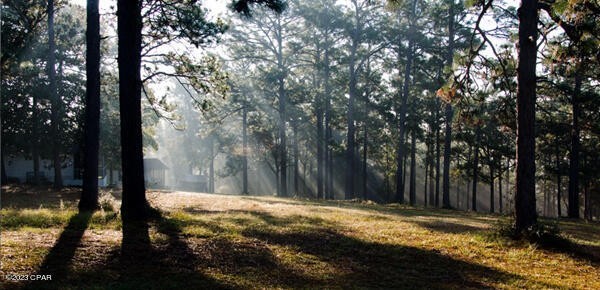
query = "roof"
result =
(144, 158, 168, 170)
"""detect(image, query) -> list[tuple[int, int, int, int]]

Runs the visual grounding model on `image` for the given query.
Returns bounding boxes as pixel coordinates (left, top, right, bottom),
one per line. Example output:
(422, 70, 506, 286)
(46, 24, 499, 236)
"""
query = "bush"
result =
(491, 218, 570, 249)
(98, 192, 118, 212)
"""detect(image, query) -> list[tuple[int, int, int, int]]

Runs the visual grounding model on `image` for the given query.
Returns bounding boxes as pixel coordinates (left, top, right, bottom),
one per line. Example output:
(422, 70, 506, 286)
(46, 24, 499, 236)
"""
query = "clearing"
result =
(1, 186, 599, 289)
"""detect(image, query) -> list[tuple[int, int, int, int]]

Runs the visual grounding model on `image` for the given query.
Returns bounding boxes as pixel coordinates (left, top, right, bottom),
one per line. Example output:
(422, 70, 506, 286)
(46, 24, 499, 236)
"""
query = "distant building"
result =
(144, 158, 168, 189)
(3, 154, 171, 189)
(3, 153, 112, 187)
(176, 174, 208, 192)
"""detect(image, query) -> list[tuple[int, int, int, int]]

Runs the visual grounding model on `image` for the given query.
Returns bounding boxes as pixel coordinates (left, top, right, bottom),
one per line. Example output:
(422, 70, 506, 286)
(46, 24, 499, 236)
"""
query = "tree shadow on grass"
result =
(525, 233, 600, 266)
(17, 209, 229, 290)
(24, 212, 92, 289)
(13, 205, 573, 289)
(239, 195, 493, 222)
(238, 211, 562, 289)
(103, 210, 231, 289)
(412, 220, 485, 234)
(135, 209, 331, 289)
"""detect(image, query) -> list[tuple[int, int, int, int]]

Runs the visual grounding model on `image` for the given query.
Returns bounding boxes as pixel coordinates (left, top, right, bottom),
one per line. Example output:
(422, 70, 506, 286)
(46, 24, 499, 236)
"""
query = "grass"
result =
(1, 186, 599, 289)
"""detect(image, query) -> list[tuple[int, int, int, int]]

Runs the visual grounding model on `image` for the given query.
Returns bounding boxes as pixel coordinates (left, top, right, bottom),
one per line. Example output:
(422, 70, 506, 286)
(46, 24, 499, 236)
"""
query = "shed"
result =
(144, 158, 168, 188)
(177, 174, 208, 192)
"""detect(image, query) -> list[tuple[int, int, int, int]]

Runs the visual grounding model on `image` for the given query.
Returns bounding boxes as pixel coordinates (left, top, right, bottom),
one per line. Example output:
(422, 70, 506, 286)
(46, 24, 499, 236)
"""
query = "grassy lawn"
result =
(1, 186, 599, 289)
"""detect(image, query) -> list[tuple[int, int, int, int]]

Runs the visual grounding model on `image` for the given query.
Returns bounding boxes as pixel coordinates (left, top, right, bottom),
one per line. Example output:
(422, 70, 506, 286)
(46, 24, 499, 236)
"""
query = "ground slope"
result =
(1, 186, 599, 289)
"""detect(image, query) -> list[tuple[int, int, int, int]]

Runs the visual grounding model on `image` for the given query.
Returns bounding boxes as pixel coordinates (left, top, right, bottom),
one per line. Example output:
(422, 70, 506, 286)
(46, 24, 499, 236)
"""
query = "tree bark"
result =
(429, 154, 435, 206)
(395, 0, 417, 203)
(409, 129, 417, 206)
(442, 0, 455, 209)
(346, 4, 360, 200)
(293, 122, 299, 196)
(118, 0, 147, 221)
(466, 144, 472, 210)
(276, 16, 287, 197)
(324, 44, 332, 199)
(514, 0, 538, 231)
(499, 163, 503, 214)
(490, 163, 494, 213)
(362, 123, 368, 200)
(555, 139, 561, 217)
(472, 126, 480, 211)
(242, 104, 248, 195)
(80, 0, 101, 211)
(48, 0, 62, 189)
(1, 153, 7, 185)
(32, 95, 40, 185)
(568, 60, 583, 219)
(403, 146, 408, 199)
(506, 158, 511, 212)
(424, 135, 430, 207)
(456, 160, 460, 208)
(435, 108, 441, 207)
(317, 98, 324, 199)
(583, 154, 590, 220)
(209, 137, 215, 193)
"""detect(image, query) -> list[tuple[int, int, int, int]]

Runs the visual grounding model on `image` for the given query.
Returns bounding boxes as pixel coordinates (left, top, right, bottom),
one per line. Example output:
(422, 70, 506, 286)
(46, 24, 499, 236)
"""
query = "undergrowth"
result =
(489, 218, 571, 249)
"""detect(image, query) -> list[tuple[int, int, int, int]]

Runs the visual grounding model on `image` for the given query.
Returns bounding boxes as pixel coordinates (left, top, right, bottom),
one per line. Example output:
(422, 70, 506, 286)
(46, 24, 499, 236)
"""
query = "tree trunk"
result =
(346, 30, 358, 200)
(242, 104, 248, 195)
(47, 0, 62, 189)
(466, 144, 472, 210)
(429, 135, 435, 206)
(555, 139, 561, 217)
(118, 0, 147, 221)
(424, 136, 430, 207)
(209, 138, 215, 193)
(80, 0, 101, 211)
(403, 147, 408, 200)
(1, 153, 7, 185)
(472, 126, 480, 212)
(583, 154, 590, 220)
(395, 0, 417, 204)
(515, 0, 538, 231)
(429, 155, 435, 207)
(324, 40, 332, 199)
(32, 94, 40, 185)
(409, 129, 417, 206)
(317, 100, 324, 199)
(499, 164, 503, 214)
(435, 109, 441, 207)
(362, 123, 368, 200)
(506, 158, 511, 212)
(568, 60, 583, 219)
(442, 0, 455, 209)
(293, 122, 299, 196)
(490, 163, 494, 213)
(276, 15, 287, 198)
(275, 162, 280, 196)
(328, 140, 333, 199)
(442, 104, 453, 209)
(456, 160, 460, 209)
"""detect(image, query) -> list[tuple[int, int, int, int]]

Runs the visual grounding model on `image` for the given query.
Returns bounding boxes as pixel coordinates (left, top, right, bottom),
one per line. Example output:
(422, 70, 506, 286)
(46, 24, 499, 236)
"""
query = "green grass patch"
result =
(1, 209, 121, 230)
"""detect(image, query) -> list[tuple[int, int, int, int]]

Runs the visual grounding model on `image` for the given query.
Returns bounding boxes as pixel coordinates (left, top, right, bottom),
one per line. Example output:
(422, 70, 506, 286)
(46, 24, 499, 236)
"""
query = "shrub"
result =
(492, 218, 570, 249)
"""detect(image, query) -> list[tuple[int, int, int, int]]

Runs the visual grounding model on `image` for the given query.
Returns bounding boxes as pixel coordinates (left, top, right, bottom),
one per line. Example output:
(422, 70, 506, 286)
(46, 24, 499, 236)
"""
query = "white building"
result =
(4, 154, 115, 187)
